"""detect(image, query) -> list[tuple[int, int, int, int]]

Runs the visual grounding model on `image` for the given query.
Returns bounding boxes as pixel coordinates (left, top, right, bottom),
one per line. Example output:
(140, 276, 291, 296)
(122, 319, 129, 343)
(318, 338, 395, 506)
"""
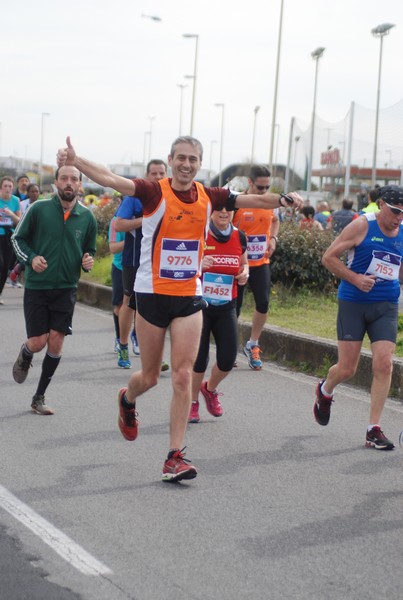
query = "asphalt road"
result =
(1, 286, 403, 600)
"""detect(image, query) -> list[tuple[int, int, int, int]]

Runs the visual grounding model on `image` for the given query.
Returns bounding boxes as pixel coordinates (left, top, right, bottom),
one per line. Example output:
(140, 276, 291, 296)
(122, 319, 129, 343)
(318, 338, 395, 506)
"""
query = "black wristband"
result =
(279, 193, 294, 206)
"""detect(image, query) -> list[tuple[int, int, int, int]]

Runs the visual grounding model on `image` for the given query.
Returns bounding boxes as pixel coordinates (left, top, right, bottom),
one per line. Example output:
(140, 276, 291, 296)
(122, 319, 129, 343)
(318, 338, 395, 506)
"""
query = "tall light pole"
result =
(182, 34, 199, 135)
(251, 106, 260, 165)
(177, 84, 188, 136)
(148, 116, 155, 160)
(292, 135, 300, 188)
(307, 47, 325, 197)
(214, 103, 225, 186)
(269, 0, 284, 173)
(209, 140, 217, 184)
(371, 23, 395, 187)
(143, 131, 150, 166)
(39, 112, 50, 188)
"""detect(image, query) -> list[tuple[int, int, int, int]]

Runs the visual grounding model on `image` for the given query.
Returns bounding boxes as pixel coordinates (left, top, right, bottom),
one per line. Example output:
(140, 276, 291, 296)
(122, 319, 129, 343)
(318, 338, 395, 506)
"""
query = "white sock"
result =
(321, 382, 333, 398)
(367, 424, 380, 432)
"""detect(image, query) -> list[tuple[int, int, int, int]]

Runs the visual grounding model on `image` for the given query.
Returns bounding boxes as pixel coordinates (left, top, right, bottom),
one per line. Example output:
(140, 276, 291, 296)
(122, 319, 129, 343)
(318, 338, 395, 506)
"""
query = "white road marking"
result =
(0, 485, 112, 575)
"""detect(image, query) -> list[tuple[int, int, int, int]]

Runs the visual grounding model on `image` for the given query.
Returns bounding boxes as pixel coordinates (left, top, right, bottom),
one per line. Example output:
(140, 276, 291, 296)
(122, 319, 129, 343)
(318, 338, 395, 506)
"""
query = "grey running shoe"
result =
(31, 394, 54, 416)
(13, 345, 33, 383)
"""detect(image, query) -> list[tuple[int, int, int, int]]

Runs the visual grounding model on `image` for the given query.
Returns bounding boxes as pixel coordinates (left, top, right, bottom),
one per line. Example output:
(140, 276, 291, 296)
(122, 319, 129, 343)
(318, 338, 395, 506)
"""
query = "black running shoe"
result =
(313, 380, 333, 426)
(365, 426, 394, 450)
(12, 345, 33, 384)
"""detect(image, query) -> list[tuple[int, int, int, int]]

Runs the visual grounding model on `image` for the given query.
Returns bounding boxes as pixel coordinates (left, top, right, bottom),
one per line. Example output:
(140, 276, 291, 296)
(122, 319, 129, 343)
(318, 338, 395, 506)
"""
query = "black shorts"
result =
(136, 293, 207, 328)
(24, 288, 77, 338)
(111, 264, 124, 307)
(337, 299, 398, 343)
(122, 266, 137, 310)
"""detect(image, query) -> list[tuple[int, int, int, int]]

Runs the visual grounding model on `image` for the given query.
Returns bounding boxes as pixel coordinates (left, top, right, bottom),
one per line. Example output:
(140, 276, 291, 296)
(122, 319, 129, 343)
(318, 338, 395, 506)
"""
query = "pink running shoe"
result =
(188, 400, 200, 423)
(200, 381, 223, 417)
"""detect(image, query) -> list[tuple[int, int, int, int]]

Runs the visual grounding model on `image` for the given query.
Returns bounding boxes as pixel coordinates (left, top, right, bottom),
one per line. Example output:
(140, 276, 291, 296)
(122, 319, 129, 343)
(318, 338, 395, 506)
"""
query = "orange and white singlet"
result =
(134, 178, 212, 296)
(233, 207, 275, 267)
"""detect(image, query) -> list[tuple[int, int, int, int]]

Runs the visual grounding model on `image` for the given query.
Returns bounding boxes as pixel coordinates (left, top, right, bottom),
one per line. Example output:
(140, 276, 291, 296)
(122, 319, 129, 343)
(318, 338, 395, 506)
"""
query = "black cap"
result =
(377, 185, 403, 205)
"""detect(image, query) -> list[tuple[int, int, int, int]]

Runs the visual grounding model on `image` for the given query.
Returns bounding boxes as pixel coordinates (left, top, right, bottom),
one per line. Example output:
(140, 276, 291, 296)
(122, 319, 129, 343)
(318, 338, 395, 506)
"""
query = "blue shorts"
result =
(337, 300, 398, 343)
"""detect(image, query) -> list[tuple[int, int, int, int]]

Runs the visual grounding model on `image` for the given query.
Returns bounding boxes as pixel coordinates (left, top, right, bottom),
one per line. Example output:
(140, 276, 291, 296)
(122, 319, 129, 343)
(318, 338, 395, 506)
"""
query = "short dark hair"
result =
(302, 205, 315, 218)
(55, 166, 82, 181)
(342, 198, 353, 210)
(170, 136, 203, 161)
(17, 174, 29, 182)
(146, 159, 167, 174)
(248, 165, 271, 181)
(27, 183, 40, 193)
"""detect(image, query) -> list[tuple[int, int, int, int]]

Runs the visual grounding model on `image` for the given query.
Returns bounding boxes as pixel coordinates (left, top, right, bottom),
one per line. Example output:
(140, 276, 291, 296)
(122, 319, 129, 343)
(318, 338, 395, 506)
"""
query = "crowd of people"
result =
(3, 137, 403, 482)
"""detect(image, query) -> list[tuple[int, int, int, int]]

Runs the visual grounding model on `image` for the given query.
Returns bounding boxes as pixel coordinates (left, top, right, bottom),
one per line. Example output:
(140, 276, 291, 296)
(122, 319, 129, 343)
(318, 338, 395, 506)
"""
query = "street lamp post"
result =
(214, 103, 225, 186)
(269, 0, 284, 173)
(39, 112, 50, 188)
(177, 84, 188, 136)
(209, 140, 217, 184)
(371, 23, 395, 187)
(292, 135, 300, 189)
(251, 106, 260, 165)
(307, 47, 325, 197)
(148, 116, 155, 161)
(143, 131, 150, 166)
(182, 34, 199, 136)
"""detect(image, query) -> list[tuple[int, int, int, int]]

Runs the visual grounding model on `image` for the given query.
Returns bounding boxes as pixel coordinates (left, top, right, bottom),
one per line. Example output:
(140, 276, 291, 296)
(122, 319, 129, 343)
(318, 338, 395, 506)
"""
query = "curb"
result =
(77, 279, 403, 400)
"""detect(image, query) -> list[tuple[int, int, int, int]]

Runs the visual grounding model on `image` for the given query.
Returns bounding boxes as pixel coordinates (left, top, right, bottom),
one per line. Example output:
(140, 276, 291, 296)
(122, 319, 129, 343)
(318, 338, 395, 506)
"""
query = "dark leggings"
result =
(193, 304, 238, 373)
(0, 235, 14, 295)
(236, 263, 271, 317)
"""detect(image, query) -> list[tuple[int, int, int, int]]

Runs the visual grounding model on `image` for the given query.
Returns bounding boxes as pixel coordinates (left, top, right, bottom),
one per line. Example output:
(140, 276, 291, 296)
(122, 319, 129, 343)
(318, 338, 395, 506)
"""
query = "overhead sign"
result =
(321, 148, 340, 165)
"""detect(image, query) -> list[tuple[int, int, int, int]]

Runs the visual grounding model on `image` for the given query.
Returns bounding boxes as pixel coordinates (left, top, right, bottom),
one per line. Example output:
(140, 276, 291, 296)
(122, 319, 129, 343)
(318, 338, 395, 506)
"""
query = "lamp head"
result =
(371, 23, 395, 37)
(311, 47, 325, 60)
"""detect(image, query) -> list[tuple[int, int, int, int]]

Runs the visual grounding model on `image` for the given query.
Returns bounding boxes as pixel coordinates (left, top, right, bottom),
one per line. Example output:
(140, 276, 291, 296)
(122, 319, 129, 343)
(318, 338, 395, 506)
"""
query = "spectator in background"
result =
(14, 174, 30, 201)
(314, 201, 331, 228)
(360, 188, 380, 215)
(299, 205, 323, 231)
(327, 198, 358, 235)
(0, 176, 21, 304)
(10, 184, 41, 287)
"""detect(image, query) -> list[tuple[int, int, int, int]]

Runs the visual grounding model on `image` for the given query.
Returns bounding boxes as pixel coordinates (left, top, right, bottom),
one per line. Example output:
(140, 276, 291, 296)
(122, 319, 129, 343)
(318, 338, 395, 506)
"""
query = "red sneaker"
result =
(188, 400, 200, 423)
(117, 388, 139, 441)
(162, 447, 197, 482)
(200, 381, 223, 417)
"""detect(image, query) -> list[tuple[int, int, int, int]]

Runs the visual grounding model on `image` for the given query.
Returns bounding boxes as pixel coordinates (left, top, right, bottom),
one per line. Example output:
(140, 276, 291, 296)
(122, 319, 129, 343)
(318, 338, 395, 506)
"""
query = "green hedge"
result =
(271, 222, 337, 292)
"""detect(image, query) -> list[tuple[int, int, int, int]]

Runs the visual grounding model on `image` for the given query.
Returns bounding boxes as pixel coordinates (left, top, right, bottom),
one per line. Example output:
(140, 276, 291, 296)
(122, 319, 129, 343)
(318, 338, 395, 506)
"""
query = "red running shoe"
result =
(200, 381, 223, 417)
(162, 447, 197, 482)
(313, 380, 333, 426)
(117, 388, 139, 441)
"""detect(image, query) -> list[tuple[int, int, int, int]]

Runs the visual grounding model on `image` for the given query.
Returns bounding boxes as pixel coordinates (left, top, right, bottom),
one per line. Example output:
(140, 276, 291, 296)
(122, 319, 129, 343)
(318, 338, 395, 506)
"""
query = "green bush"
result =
(271, 222, 337, 292)
(93, 201, 119, 238)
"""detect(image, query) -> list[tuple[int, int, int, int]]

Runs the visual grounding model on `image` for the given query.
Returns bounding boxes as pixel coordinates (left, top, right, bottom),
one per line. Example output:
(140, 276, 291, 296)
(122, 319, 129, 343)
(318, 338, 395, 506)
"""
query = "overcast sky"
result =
(2, 0, 402, 176)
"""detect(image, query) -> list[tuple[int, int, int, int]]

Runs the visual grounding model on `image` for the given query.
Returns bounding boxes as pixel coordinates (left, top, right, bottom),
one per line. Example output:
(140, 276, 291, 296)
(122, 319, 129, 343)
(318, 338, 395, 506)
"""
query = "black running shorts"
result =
(136, 293, 207, 328)
(23, 288, 77, 338)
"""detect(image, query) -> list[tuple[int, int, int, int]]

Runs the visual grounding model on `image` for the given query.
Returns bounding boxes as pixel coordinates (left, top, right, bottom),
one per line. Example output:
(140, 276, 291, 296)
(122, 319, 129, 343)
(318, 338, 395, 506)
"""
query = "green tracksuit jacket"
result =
(12, 195, 97, 290)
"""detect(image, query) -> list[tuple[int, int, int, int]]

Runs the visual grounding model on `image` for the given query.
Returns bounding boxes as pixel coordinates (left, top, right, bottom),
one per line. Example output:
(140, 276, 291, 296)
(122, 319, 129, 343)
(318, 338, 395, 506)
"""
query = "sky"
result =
(2, 0, 403, 177)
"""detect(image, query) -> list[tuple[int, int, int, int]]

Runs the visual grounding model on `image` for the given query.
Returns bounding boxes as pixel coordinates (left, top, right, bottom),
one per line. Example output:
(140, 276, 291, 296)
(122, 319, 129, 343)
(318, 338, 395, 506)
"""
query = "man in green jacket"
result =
(11, 165, 97, 415)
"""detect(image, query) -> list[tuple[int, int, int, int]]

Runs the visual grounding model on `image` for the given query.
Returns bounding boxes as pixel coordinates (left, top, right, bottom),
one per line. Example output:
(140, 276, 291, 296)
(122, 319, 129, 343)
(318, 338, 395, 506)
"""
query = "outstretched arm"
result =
(235, 191, 304, 210)
(57, 136, 136, 196)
